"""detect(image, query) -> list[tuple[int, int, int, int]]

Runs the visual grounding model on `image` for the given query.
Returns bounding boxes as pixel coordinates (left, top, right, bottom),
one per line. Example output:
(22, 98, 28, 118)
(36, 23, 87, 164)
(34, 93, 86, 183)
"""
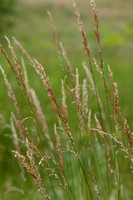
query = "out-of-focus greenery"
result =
(0, 0, 133, 199)
(0, 0, 16, 12)
(0, 0, 16, 32)
(0, 0, 133, 125)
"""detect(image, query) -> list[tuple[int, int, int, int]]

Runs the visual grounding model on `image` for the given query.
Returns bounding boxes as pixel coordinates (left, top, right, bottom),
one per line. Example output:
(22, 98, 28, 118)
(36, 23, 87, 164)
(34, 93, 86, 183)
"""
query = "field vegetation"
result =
(0, 0, 133, 199)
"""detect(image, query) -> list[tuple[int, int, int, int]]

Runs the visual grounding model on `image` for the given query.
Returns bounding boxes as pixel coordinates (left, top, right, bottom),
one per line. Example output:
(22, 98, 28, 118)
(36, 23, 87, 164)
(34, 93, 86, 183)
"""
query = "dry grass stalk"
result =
(124, 119, 133, 154)
(2, 38, 73, 148)
(94, 59, 113, 108)
(48, 12, 75, 87)
(108, 66, 119, 131)
(4, 187, 24, 196)
(28, 60, 74, 178)
(13, 37, 34, 65)
(34, 59, 63, 120)
(65, 83, 86, 128)
(72, 0, 92, 72)
(65, 83, 76, 100)
(113, 83, 119, 130)
(26, 144, 40, 177)
(47, 11, 64, 69)
(39, 154, 66, 189)
(33, 59, 74, 144)
(0, 115, 5, 124)
(13, 151, 50, 200)
(47, 11, 61, 55)
(27, 141, 47, 162)
(95, 115, 116, 182)
(39, 155, 55, 166)
(21, 57, 30, 91)
(0, 44, 17, 75)
(54, 124, 64, 171)
(11, 117, 20, 151)
(32, 63, 76, 193)
(11, 112, 30, 141)
(92, 128, 129, 156)
(94, 58, 103, 79)
(75, 68, 82, 117)
(48, 173, 60, 180)
(0, 39, 39, 142)
(60, 43, 75, 87)
(83, 62, 105, 123)
(11, 117, 25, 181)
(8, 38, 36, 109)
(82, 79, 88, 116)
(91, 1, 99, 41)
(72, 4, 104, 129)
(61, 80, 68, 121)
(6, 37, 40, 142)
(30, 89, 53, 150)
(5, 36, 23, 82)
(66, 82, 88, 139)
(39, 154, 67, 191)
(44, 168, 62, 186)
(0, 115, 10, 129)
(31, 61, 88, 190)
(11, 112, 45, 163)
(87, 168, 100, 199)
(0, 66, 22, 121)
(83, 62, 95, 90)
(91, 1, 103, 68)
(90, 1, 114, 133)
(83, 61, 104, 114)
(39, 156, 55, 174)
(88, 110, 92, 148)
(5, 37, 32, 110)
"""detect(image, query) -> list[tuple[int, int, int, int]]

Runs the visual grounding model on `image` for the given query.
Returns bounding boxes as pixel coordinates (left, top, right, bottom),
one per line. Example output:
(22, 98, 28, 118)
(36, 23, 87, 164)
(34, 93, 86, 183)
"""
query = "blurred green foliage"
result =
(0, 0, 16, 13)
(0, 0, 16, 32)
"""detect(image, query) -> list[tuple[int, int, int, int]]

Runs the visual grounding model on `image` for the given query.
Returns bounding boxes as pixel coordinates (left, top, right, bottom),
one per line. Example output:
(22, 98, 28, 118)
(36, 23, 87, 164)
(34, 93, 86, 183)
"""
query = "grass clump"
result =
(0, 0, 133, 199)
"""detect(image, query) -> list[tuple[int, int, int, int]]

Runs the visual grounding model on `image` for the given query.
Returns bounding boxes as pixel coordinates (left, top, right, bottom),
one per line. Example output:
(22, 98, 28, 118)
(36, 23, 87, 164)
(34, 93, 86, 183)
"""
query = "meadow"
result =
(0, 0, 133, 199)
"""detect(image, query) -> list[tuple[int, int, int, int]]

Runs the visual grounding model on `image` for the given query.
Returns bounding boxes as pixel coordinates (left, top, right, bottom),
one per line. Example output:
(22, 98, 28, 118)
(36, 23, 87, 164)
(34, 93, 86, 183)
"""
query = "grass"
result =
(0, 0, 133, 123)
(0, 0, 133, 199)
